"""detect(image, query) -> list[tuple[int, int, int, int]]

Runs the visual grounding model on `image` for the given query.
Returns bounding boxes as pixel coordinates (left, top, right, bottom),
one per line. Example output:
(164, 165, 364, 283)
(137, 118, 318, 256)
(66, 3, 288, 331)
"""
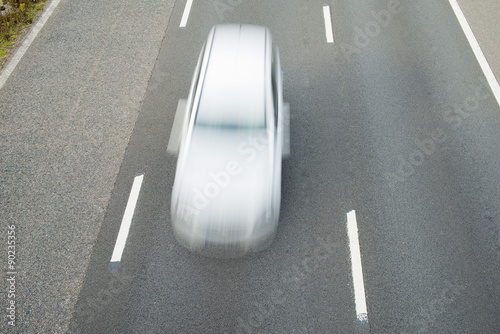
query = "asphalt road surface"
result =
(1, 0, 499, 333)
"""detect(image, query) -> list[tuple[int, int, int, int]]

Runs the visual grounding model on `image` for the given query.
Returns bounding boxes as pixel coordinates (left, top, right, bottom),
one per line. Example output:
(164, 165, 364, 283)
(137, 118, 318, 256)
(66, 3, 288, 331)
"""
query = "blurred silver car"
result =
(169, 24, 289, 257)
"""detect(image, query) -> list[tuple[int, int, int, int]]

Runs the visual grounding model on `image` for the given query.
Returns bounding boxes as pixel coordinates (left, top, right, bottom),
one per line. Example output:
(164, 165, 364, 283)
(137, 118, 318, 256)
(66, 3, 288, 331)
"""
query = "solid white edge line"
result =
(347, 210, 369, 326)
(110, 174, 144, 263)
(448, 0, 500, 108)
(0, 0, 62, 91)
(179, 0, 194, 28)
(322, 5, 334, 44)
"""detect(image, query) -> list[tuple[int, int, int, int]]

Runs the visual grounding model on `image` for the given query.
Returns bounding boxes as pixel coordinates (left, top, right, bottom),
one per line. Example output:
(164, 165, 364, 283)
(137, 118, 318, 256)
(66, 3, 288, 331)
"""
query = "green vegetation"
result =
(0, 0, 45, 67)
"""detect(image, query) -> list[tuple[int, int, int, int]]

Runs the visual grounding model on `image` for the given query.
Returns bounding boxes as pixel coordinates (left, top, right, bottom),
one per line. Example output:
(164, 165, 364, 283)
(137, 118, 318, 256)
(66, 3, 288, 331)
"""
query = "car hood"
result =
(173, 127, 272, 230)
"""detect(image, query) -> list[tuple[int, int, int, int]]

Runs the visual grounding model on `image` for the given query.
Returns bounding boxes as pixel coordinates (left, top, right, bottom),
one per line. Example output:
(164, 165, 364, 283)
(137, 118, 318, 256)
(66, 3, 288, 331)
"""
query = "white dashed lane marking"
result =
(347, 210, 369, 330)
(109, 174, 144, 272)
(179, 0, 194, 28)
(322, 5, 334, 44)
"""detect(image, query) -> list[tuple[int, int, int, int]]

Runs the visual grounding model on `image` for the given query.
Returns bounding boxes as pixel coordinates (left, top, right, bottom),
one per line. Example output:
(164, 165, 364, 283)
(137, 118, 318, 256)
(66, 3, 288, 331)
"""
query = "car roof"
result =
(195, 24, 271, 128)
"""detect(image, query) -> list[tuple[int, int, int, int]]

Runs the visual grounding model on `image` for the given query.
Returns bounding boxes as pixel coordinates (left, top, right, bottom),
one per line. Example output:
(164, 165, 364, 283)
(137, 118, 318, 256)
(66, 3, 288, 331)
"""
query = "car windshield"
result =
(194, 105, 266, 130)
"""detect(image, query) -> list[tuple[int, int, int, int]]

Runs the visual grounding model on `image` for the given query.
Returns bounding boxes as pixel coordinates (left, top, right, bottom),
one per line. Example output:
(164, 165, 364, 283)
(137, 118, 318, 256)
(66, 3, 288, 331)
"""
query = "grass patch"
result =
(0, 0, 46, 68)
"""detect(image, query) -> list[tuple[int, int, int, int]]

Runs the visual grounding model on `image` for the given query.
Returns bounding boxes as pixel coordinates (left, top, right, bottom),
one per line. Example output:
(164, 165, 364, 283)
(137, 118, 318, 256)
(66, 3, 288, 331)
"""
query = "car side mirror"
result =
(167, 99, 188, 156)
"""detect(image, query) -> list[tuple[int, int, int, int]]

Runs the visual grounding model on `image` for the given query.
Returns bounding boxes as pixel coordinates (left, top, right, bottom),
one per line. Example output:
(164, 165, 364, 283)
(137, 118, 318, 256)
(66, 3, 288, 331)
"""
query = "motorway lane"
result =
(70, 0, 500, 333)
(0, 0, 175, 333)
(335, 0, 500, 333)
(71, 1, 358, 333)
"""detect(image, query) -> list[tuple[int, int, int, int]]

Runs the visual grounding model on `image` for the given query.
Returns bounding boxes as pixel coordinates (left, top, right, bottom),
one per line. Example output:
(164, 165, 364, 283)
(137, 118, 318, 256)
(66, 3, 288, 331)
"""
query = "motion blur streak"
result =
(170, 24, 289, 258)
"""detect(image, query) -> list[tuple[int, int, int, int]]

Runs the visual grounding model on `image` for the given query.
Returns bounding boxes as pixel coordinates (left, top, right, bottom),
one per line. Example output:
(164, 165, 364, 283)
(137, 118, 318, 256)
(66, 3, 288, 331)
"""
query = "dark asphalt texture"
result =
(1, 0, 499, 333)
